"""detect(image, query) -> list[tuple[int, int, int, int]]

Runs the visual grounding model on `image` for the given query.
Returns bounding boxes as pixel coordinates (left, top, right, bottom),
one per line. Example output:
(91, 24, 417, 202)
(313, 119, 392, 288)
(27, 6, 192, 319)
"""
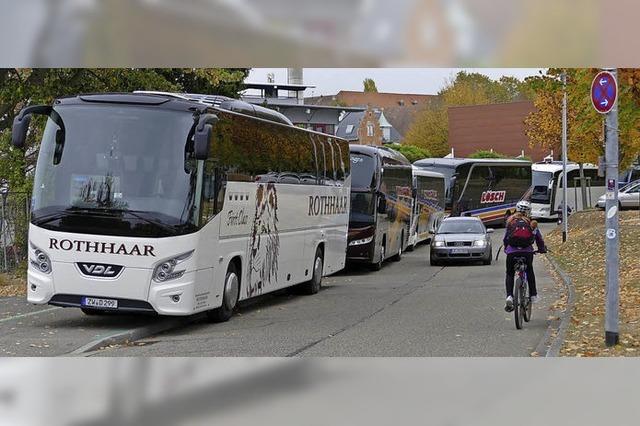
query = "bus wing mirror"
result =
(12, 105, 52, 149)
(194, 114, 218, 160)
(12, 114, 31, 149)
(377, 194, 387, 214)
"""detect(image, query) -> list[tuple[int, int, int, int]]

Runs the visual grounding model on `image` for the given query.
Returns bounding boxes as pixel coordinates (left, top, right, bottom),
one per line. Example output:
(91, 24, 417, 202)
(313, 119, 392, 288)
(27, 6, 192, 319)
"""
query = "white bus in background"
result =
(12, 92, 350, 321)
(407, 167, 446, 249)
(530, 160, 605, 219)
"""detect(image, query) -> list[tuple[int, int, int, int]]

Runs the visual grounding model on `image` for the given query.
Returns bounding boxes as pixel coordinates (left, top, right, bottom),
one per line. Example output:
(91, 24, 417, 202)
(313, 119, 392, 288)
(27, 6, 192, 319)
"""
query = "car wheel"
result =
(483, 248, 492, 265)
(430, 251, 440, 266)
(207, 263, 240, 323)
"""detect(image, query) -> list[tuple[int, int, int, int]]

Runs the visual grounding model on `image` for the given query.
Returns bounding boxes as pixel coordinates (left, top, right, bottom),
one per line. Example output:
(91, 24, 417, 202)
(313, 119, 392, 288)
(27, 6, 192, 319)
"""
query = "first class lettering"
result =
(308, 195, 348, 216)
(49, 238, 156, 257)
(480, 190, 506, 204)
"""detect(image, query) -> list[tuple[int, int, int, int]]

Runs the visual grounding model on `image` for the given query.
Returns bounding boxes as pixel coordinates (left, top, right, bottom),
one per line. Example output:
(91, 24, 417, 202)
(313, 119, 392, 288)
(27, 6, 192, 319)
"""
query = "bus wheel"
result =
(207, 263, 240, 323)
(392, 232, 404, 261)
(299, 247, 323, 295)
(371, 243, 385, 271)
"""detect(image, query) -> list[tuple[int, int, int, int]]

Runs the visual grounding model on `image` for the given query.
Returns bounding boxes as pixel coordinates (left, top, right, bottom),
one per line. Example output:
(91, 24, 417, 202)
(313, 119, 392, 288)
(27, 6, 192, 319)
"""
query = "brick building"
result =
(447, 101, 549, 161)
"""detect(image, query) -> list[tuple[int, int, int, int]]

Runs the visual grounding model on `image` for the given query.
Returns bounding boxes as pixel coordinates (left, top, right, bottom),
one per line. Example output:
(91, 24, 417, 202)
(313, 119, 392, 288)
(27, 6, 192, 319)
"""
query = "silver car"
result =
(430, 217, 494, 266)
(597, 180, 640, 209)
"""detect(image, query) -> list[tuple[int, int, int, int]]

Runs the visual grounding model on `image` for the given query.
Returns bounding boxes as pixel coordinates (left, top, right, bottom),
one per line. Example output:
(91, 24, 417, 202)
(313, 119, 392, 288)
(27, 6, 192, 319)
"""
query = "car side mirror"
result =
(486, 228, 495, 234)
(194, 114, 218, 160)
(377, 193, 387, 214)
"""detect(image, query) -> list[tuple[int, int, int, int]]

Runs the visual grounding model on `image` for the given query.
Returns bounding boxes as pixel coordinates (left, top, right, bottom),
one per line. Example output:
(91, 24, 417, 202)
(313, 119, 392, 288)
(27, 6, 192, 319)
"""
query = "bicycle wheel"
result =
(514, 277, 523, 329)
(523, 277, 532, 322)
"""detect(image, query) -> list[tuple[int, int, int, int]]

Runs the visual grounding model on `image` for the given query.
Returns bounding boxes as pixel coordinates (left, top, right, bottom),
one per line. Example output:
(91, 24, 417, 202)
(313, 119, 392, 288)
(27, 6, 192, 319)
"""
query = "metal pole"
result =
(1, 197, 7, 272)
(604, 68, 620, 347)
(562, 73, 569, 242)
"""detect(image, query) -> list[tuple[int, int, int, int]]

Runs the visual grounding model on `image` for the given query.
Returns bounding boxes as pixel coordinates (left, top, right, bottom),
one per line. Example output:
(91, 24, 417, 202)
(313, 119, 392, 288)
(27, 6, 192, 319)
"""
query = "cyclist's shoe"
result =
(504, 296, 514, 312)
(530, 295, 539, 304)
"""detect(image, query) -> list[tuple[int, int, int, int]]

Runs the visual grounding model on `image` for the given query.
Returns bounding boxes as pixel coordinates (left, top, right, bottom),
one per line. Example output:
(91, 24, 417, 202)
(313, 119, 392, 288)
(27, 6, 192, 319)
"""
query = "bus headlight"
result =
(29, 243, 52, 274)
(349, 236, 373, 246)
(474, 240, 487, 247)
(152, 250, 194, 283)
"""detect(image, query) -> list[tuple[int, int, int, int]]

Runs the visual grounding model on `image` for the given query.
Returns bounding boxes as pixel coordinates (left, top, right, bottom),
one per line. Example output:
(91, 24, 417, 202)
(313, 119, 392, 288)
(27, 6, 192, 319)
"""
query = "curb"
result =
(541, 254, 576, 357)
(67, 314, 204, 356)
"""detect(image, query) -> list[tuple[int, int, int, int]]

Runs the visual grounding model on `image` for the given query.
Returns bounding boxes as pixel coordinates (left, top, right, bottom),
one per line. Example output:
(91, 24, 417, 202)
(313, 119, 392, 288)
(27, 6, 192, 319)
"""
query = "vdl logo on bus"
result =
(480, 190, 506, 204)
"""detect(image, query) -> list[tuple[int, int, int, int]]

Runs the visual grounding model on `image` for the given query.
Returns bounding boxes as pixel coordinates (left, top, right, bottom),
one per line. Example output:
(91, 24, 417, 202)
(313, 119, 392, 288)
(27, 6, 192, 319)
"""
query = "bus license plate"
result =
(82, 297, 118, 309)
(451, 248, 467, 254)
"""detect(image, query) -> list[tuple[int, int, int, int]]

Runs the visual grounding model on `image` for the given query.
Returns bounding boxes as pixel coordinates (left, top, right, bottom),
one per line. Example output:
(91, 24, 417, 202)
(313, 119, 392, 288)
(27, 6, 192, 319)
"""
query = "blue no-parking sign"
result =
(591, 71, 617, 114)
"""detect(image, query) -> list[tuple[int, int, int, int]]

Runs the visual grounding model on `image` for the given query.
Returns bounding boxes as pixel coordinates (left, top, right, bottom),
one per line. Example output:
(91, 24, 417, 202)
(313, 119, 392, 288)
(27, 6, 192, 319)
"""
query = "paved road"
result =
(0, 223, 559, 356)
(89, 223, 559, 357)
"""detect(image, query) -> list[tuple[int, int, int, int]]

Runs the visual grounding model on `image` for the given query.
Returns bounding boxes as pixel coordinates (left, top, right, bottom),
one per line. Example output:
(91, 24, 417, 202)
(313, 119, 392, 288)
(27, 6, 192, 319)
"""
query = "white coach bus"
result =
(530, 160, 605, 219)
(11, 93, 350, 321)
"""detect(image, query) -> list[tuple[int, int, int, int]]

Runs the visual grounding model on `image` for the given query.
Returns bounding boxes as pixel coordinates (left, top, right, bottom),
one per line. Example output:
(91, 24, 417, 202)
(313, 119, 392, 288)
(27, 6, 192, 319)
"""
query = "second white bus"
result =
(530, 160, 605, 219)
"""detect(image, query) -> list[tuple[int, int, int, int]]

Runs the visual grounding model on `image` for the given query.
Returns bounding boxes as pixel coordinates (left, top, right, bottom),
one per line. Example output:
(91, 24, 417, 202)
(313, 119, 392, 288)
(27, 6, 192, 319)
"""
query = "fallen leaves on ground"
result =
(546, 210, 640, 357)
(0, 272, 26, 297)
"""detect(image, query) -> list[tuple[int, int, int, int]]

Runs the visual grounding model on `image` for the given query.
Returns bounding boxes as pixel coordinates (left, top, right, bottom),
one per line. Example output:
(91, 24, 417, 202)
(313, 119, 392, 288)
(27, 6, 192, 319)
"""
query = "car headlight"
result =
(152, 250, 194, 283)
(474, 240, 487, 247)
(434, 241, 445, 247)
(349, 236, 373, 246)
(29, 243, 52, 274)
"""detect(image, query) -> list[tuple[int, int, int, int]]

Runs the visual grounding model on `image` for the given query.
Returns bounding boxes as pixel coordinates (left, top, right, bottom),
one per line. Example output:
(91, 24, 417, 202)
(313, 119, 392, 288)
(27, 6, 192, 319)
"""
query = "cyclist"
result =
(503, 200, 547, 312)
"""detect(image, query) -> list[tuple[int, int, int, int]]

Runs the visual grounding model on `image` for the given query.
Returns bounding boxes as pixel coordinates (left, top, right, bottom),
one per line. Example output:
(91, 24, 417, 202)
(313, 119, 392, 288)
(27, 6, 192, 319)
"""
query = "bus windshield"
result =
(531, 171, 553, 203)
(350, 153, 376, 189)
(31, 104, 199, 237)
(349, 192, 375, 224)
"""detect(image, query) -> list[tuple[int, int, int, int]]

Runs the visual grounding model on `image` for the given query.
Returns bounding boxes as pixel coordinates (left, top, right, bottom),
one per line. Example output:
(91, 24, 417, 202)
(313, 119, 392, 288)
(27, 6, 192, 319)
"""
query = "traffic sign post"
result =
(594, 69, 620, 347)
(591, 71, 618, 114)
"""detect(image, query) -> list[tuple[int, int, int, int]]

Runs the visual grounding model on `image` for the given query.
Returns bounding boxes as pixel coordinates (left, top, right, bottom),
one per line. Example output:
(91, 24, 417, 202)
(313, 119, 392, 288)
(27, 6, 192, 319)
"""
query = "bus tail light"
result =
(152, 250, 194, 283)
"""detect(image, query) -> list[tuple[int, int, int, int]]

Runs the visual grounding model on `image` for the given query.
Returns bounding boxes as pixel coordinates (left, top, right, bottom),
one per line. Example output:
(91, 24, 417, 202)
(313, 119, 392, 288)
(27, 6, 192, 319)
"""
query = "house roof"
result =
(335, 109, 403, 143)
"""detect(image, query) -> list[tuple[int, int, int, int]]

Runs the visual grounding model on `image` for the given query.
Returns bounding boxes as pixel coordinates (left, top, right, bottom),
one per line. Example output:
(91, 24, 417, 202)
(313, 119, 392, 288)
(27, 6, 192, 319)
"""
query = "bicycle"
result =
(496, 246, 541, 329)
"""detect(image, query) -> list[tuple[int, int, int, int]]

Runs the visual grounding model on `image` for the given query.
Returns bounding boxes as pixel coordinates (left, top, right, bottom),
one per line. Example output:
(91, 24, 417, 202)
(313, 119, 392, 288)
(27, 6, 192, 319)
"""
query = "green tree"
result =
(0, 68, 249, 193)
(468, 150, 507, 159)
(363, 78, 378, 93)
(387, 144, 431, 163)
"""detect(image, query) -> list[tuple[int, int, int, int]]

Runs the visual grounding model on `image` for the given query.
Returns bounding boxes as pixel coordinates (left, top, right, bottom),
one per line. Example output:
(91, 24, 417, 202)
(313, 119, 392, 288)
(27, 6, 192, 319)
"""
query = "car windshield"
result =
(31, 104, 199, 237)
(437, 220, 485, 234)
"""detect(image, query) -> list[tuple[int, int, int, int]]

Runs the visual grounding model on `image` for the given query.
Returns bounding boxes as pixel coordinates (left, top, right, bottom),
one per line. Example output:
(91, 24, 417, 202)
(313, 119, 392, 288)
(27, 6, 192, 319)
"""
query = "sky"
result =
(247, 68, 544, 97)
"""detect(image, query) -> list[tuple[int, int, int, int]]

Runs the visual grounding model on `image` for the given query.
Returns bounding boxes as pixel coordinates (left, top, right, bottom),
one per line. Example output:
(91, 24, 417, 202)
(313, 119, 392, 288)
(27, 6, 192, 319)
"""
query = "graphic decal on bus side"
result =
(480, 190, 506, 204)
(247, 183, 280, 297)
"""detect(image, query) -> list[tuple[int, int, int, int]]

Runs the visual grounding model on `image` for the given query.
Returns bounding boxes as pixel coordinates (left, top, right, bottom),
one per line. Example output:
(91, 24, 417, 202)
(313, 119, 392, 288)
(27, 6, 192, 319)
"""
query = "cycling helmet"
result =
(515, 200, 532, 216)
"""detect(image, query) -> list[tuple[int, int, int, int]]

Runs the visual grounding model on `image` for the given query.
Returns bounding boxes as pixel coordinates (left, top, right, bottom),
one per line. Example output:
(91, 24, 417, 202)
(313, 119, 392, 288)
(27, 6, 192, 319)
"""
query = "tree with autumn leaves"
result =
(524, 68, 640, 169)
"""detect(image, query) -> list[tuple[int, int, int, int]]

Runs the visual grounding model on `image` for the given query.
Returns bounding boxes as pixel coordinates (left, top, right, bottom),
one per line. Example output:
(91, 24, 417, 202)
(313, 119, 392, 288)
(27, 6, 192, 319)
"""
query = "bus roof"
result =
(412, 166, 445, 179)
(350, 144, 411, 165)
(413, 157, 531, 169)
(57, 92, 296, 127)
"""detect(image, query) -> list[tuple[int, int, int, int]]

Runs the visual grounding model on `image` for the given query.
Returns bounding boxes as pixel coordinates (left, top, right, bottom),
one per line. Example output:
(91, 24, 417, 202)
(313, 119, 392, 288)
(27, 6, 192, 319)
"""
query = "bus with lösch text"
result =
(407, 167, 446, 248)
(348, 145, 412, 270)
(12, 92, 350, 321)
(413, 158, 532, 226)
